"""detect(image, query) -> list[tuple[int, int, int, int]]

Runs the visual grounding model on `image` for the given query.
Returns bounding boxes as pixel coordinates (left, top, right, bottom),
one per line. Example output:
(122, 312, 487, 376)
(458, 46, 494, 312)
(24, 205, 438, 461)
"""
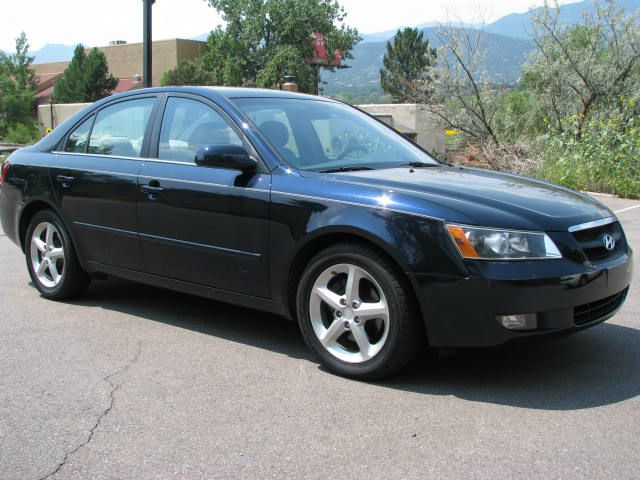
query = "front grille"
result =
(571, 221, 626, 264)
(574, 288, 628, 325)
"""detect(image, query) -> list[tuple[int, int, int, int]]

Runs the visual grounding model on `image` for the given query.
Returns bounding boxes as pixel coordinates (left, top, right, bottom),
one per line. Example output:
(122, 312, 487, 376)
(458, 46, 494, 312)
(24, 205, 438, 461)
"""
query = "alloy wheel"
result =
(309, 263, 390, 363)
(30, 222, 65, 289)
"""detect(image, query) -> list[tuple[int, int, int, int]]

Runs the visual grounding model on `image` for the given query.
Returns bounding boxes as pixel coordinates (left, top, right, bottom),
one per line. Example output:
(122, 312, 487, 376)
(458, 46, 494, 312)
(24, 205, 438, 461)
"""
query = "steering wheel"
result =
(337, 144, 369, 160)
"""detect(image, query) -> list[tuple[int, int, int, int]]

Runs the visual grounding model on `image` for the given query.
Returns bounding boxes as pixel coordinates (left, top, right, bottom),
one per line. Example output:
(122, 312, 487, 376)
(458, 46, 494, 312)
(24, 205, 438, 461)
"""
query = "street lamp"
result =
(143, 0, 155, 88)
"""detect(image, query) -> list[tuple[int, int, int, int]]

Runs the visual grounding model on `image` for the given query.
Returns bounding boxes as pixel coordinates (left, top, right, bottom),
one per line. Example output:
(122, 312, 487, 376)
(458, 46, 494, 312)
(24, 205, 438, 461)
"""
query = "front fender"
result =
(269, 173, 466, 311)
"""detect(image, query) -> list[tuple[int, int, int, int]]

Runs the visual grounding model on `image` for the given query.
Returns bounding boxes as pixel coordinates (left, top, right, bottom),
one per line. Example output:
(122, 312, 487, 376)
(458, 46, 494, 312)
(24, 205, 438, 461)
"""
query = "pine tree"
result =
(83, 48, 118, 102)
(53, 45, 118, 103)
(380, 28, 437, 103)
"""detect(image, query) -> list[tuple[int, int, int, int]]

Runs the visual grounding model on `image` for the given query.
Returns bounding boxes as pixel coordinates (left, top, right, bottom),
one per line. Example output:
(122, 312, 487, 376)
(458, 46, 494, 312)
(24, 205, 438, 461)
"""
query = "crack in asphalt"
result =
(36, 342, 143, 480)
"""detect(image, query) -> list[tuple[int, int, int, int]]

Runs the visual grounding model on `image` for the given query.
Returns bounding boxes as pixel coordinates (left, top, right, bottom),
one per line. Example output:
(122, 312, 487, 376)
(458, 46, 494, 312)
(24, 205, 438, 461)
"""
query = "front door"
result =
(137, 95, 271, 298)
(50, 96, 158, 270)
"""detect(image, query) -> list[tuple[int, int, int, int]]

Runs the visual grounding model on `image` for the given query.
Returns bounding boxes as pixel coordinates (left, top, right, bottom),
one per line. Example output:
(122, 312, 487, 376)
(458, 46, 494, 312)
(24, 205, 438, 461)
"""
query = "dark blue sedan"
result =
(0, 87, 633, 378)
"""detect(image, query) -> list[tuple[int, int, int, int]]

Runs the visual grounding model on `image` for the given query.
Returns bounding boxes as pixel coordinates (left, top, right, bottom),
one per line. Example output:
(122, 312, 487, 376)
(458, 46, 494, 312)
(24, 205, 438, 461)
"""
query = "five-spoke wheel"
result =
(30, 222, 65, 288)
(298, 243, 425, 379)
(25, 210, 90, 299)
(310, 263, 390, 363)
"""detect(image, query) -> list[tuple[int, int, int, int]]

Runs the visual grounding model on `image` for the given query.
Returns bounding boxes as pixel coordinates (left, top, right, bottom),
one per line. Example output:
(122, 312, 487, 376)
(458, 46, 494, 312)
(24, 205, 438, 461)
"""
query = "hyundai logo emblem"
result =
(602, 233, 616, 251)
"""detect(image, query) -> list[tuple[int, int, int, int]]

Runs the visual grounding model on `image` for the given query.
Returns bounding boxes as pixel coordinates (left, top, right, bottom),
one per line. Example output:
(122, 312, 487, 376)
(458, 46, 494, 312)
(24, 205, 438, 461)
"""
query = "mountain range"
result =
(323, 0, 640, 97)
(28, 0, 640, 97)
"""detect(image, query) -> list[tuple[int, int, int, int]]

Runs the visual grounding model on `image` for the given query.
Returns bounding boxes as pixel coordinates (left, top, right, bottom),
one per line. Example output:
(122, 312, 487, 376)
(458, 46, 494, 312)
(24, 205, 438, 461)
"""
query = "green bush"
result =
(5, 122, 40, 145)
(537, 100, 640, 199)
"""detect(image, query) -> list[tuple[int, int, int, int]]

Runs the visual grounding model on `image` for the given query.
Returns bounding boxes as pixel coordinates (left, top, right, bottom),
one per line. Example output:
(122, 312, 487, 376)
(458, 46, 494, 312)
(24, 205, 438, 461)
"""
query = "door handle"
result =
(141, 180, 164, 200)
(56, 174, 75, 188)
(140, 184, 165, 192)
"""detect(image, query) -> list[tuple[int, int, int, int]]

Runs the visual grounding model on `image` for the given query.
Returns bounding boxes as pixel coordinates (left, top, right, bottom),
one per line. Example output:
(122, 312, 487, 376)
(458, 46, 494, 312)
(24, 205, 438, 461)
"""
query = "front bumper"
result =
(410, 250, 633, 347)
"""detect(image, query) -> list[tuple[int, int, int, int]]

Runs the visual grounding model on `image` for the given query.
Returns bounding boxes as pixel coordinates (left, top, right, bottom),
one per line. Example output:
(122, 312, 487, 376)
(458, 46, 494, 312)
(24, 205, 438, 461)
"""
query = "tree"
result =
(52, 45, 86, 102)
(162, 0, 360, 93)
(0, 32, 38, 141)
(83, 48, 119, 102)
(522, 0, 640, 134)
(53, 45, 118, 103)
(9, 32, 37, 92)
(408, 23, 503, 145)
(380, 28, 437, 103)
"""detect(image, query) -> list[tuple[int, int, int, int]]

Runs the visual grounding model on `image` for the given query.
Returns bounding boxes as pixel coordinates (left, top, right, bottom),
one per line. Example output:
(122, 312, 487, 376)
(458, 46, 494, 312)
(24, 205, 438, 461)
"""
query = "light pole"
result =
(143, 0, 155, 88)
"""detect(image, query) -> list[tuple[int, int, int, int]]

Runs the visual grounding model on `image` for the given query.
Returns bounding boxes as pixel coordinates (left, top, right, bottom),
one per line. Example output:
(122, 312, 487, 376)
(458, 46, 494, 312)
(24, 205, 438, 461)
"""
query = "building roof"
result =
(113, 76, 144, 93)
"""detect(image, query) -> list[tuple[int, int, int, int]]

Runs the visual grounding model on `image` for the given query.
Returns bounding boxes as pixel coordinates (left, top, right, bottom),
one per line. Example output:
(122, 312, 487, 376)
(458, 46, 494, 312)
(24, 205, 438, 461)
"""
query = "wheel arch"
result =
(283, 228, 424, 328)
(18, 198, 64, 252)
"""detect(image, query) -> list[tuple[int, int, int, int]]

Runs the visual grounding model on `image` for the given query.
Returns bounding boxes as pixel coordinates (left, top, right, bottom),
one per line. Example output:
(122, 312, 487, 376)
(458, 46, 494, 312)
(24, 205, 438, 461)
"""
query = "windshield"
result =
(233, 98, 439, 172)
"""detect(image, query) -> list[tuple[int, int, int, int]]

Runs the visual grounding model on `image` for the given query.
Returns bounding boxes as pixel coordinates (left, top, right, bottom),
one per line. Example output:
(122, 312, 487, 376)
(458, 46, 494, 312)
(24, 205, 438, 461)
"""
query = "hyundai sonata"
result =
(0, 87, 633, 379)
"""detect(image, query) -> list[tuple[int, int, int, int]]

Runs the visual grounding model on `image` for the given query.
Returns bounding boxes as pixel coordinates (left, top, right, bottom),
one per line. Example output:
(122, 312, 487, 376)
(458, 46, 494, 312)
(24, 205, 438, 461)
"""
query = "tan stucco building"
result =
(33, 38, 206, 88)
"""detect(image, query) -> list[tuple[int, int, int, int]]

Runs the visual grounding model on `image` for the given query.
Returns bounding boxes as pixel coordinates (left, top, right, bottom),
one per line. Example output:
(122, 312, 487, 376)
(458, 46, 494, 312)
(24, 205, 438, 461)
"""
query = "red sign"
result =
(311, 32, 343, 67)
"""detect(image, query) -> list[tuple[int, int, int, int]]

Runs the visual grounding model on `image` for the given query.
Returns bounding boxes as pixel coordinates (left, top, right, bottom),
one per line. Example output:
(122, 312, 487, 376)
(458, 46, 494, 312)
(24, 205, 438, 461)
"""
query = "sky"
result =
(0, 0, 582, 52)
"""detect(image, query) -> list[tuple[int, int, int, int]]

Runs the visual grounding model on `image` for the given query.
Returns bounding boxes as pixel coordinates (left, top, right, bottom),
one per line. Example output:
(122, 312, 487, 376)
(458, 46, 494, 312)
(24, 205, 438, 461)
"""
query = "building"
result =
(33, 38, 206, 105)
(358, 104, 446, 158)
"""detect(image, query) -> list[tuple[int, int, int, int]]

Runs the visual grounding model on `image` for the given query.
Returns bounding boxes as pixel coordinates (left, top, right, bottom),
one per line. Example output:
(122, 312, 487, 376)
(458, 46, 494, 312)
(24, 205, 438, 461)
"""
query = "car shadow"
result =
(71, 277, 640, 411)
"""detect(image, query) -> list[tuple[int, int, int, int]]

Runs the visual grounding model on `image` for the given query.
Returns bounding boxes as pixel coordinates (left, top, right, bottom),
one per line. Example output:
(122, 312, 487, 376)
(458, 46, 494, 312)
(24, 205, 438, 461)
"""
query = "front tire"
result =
(297, 243, 425, 379)
(25, 210, 90, 300)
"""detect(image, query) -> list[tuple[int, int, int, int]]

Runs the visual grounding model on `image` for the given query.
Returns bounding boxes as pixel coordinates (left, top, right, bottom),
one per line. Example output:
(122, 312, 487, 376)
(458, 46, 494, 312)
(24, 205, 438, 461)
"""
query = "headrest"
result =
(189, 123, 230, 146)
(259, 121, 290, 149)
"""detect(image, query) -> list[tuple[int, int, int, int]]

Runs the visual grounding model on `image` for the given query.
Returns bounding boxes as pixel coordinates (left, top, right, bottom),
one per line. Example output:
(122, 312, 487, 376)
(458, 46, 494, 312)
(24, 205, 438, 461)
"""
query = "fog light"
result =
(496, 313, 538, 330)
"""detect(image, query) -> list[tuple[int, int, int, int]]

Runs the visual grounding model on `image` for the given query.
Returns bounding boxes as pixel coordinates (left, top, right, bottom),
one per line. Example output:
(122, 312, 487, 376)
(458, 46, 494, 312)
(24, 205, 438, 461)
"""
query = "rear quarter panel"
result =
(1, 149, 55, 248)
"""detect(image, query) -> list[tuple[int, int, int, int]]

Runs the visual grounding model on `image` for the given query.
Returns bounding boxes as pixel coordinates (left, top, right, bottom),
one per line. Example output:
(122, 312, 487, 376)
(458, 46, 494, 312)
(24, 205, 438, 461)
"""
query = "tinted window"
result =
(234, 98, 438, 171)
(64, 115, 94, 153)
(240, 106, 299, 162)
(158, 97, 243, 163)
(88, 98, 155, 157)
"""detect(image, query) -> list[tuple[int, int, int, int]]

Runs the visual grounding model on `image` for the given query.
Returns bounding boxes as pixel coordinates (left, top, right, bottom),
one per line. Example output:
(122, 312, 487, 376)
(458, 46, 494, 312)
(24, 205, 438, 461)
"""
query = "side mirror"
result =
(195, 144, 257, 171)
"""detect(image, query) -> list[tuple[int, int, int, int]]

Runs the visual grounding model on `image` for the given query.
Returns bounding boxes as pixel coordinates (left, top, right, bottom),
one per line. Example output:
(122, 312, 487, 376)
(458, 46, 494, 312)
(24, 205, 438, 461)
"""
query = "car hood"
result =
(306, 166, 613, 231)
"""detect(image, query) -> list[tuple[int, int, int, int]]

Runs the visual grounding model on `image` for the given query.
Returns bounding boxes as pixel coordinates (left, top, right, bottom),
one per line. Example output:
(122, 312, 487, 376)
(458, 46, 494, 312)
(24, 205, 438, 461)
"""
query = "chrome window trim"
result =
(53, 150, 260, 168)
(568, 216, 616, 233)
(138, 175, 270, 192)
(144, 157, 194, 166)
(53, 150, 155, 162)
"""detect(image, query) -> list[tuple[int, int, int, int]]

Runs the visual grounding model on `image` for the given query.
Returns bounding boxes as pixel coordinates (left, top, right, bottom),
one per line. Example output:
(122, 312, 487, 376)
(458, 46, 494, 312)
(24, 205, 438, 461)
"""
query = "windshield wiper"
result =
(318, 166, 376, 173)
(396, 162, 442, 168)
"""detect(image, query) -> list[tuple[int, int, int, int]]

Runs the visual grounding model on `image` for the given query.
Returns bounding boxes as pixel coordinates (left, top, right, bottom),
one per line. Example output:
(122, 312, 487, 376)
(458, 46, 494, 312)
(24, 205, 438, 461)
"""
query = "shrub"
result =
(538, 100, 640, 199)
(5, 122, 40, 145)
(451, 140, 542, 176)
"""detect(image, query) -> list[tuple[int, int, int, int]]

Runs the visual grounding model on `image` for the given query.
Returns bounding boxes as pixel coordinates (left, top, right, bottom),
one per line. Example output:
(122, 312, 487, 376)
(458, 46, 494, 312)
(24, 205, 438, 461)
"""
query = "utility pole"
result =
(143, 0, 155, 88)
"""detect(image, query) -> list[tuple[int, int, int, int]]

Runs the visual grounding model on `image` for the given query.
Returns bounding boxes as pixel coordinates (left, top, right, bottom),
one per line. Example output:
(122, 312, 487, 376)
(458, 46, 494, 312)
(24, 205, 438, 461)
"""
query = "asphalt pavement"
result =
(0, 195, 639, 480)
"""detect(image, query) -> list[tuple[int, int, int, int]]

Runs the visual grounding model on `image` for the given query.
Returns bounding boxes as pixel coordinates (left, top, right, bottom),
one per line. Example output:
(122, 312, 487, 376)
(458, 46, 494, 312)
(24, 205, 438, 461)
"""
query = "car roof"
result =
(109, 86, 338, 103)
(31, 86, 339, 153)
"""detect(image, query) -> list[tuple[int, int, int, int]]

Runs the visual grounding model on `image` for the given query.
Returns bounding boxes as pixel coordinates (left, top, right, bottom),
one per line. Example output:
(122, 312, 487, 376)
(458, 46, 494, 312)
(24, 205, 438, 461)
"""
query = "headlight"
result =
(446, 224, 562, 260)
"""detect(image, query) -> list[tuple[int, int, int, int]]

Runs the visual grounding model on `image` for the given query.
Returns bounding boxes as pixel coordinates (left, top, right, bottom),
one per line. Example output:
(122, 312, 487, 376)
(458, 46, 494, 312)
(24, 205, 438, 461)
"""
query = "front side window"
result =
(234, 98, 438, 172)
(158, 97, 243, 163)
(64, 115, 94, 153)
(88, 98, 155, 157)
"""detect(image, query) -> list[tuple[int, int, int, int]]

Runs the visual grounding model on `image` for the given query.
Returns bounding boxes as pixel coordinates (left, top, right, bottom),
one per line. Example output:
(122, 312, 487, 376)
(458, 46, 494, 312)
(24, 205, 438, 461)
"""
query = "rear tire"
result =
(297, 243, 426, 380)
(25, 210, 90, 300)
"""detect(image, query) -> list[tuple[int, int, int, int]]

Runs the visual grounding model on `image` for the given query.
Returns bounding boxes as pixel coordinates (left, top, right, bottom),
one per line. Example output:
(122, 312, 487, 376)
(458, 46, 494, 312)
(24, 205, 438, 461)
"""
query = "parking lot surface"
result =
(1, 195, 639, 480)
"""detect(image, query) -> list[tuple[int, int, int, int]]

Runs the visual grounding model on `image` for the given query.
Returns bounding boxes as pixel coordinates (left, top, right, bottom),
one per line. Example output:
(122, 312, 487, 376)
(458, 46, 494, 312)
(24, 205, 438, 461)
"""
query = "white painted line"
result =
(615, 205, 640, 214)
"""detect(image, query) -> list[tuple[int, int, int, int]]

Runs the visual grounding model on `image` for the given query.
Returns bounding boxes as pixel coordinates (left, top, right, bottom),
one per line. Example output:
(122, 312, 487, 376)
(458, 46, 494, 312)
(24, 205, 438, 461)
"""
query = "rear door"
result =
(51, 95, 158, 270)
(137, 94, 271, 298)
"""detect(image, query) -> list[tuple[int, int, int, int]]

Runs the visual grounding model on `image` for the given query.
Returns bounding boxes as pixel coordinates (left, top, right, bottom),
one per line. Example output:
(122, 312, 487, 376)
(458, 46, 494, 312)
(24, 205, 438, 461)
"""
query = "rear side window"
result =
(88, 98, 155, 158)
(64, 115, 94, 153)
(158, 97, 243, 163)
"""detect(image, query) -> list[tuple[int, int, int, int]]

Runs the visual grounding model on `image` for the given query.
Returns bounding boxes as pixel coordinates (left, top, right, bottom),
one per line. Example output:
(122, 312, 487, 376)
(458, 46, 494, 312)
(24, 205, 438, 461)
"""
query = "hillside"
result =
(322, 28, 533, 97)
(486, 0, 640, 39)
